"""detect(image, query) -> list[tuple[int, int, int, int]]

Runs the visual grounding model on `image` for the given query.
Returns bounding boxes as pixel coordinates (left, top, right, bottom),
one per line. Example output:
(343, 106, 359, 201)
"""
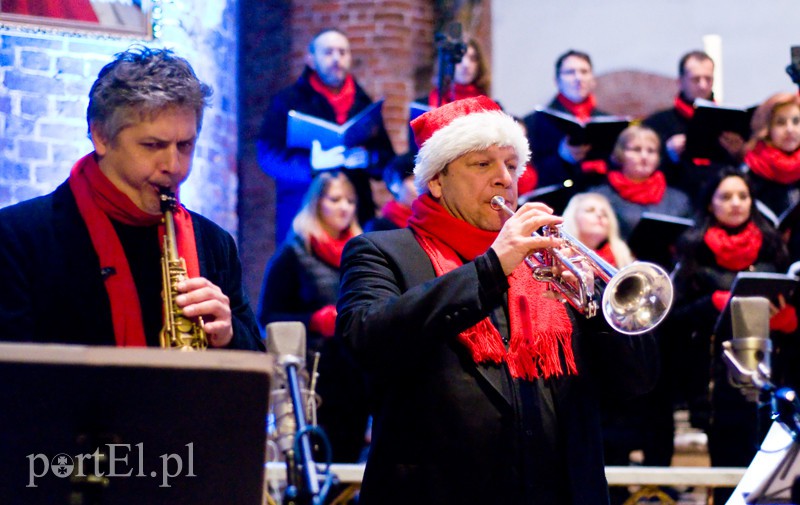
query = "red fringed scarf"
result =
(380, 200, 412, 228)
(607, 170, 667, 205)
(674, 95, 695, 120)
(745, 140, 800, 184)
(68, 153, 200, 347)
(595, 241, 617, 268)
(428, 83, 485, 108)
(308, 72, 356, 125)
(310, 229, 355, 268)
(704, 221, 763, 271)
(407, 194, 576, 380)
(557, 92, 596, 121)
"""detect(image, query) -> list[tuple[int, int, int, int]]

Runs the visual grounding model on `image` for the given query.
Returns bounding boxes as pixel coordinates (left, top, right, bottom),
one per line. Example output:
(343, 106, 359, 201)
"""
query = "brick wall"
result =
(0, 0, 239, 233)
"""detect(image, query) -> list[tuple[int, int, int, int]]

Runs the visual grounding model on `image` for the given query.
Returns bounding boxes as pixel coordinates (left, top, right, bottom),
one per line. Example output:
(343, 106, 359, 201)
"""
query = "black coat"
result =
(0, 181, 263, 351)
(670, 223, 797, 467)
(257, 67, 395, 241)
(337, 228, 659, 505)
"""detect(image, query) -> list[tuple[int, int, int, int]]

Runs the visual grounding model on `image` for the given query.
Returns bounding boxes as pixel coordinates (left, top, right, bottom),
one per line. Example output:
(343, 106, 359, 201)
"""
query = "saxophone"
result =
(159, 188, 208, 351)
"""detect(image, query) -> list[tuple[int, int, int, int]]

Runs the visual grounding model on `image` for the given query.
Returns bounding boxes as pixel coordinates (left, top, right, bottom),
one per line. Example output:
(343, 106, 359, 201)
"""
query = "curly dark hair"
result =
(87, 45, 213, 141)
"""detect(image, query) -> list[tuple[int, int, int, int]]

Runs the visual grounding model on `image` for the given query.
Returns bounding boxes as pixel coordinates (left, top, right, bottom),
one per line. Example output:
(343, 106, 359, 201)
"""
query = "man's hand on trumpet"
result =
(491, 201, 564, 276)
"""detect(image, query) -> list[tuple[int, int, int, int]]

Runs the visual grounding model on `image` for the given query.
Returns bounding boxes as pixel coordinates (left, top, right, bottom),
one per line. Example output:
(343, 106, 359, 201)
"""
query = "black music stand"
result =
(0, 343, 273, 505)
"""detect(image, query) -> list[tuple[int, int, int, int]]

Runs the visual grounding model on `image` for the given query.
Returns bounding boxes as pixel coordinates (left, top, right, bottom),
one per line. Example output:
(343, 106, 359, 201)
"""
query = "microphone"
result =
(721, 296, 773, 402)
(266, 322, 307, 456)
(266, 322, 321, 500)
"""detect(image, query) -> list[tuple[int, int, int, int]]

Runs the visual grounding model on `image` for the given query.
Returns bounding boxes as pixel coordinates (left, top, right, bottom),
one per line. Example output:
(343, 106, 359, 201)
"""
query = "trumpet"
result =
(491, 196, 673, 335)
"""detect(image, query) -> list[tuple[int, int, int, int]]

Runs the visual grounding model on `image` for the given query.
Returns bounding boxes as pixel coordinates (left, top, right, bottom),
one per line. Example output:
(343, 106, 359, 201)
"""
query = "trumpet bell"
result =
(602, 262, 674, 335)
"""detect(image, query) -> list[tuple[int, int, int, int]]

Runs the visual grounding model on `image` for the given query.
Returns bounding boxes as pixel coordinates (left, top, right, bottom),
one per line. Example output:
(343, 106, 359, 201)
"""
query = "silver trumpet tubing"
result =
(490, 196, 673, 335)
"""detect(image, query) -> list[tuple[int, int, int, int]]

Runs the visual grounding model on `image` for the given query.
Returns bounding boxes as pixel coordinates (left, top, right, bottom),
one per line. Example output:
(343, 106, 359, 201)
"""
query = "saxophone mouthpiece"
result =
(159, 187, 177, 213)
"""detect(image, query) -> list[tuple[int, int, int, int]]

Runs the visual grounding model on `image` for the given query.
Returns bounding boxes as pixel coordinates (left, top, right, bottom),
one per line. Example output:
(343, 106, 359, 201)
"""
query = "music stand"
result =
(726, 421, 800, 504)
(0, 343, 273, 505)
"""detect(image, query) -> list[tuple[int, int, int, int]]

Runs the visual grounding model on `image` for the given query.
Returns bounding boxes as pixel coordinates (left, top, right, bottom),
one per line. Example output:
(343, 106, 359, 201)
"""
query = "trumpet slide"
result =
(490, 196, 673, 335)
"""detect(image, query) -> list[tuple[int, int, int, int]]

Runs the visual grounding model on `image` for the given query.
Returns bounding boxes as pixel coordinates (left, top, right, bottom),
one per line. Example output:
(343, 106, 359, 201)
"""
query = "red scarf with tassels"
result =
(68, 153, 200, 347)
(310, 229, 355, 268)
(704, 221, 763, 271)
(308, 72, 356, 125)
(608, 170, 667, 205)
(428, 83, 485, 108)
(745, 140, 800, 184)
(557, 92, 596, 121)
(407, 194, 576, 380)
(380, 200, 412, 228)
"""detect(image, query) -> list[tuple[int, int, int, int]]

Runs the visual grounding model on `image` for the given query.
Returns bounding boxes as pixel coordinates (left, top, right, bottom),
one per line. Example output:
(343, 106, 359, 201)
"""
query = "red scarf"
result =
(380, 200, 412, 228)
(308, 72, 356, 125)
(427, 83, 485, 108)
(595, 241, 617, 268)
(407, 194, 576, 380)
(674, 95, 695, 120)
(704, 221, 763, 271)
(310, 229, 355, 268)
(68, 153, 200, 347)
(607, 170, 667, 205)
(745, 140, 800, 184)
(556, 92, 596, 121)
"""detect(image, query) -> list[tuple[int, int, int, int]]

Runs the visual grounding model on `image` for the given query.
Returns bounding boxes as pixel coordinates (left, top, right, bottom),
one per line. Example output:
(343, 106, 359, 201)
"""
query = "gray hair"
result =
(87, 46, 213, 141)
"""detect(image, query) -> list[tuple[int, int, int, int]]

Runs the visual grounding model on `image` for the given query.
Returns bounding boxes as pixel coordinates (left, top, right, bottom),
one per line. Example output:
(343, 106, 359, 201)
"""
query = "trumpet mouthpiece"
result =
(490, 195, 506, 210)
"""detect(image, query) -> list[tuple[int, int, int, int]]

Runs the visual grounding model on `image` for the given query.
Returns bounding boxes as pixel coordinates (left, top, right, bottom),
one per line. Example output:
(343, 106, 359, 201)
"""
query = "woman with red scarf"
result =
(590, 125, 693, 245)
(561, 192, 633, 269)
(671, 168, 798, 504)
(257, 171, 370, 463)
(743, 92, 800, 219)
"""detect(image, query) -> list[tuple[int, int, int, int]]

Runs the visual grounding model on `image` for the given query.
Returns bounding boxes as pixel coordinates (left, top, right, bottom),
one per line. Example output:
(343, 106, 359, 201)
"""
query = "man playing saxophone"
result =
(336, 96, 660, 504)
(0, 46, 263, 351)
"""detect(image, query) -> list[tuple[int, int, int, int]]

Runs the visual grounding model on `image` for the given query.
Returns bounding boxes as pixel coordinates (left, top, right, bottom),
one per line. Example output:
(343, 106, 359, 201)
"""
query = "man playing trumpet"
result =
(336, 96, 659, 504)
(0, 46, 263, 351)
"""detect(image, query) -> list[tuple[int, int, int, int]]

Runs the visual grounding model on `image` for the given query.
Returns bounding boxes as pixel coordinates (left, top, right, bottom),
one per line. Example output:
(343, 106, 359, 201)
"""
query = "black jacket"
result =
(337, 228, 659, 504)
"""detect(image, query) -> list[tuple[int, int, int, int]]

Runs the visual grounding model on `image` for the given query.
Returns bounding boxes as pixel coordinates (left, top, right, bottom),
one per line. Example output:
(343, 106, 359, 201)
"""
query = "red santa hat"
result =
(410, 96, 530, 194)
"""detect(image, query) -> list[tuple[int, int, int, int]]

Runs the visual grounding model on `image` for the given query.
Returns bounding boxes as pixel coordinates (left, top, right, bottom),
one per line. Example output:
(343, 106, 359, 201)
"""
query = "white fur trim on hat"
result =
(413, 110, 531, 195)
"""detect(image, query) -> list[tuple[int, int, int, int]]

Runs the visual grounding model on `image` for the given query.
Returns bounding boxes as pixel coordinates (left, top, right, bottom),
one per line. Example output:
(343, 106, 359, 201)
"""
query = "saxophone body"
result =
(159, 188, 208, 351)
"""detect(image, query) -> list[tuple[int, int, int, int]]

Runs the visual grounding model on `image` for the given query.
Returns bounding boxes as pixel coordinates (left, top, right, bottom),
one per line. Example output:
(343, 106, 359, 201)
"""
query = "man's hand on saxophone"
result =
(175, 277, 233, 348)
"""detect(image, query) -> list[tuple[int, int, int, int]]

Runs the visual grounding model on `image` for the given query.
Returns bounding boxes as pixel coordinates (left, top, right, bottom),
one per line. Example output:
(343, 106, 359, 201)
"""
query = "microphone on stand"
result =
(721, 296, 774, 403)
(266, 322, 332, 505)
